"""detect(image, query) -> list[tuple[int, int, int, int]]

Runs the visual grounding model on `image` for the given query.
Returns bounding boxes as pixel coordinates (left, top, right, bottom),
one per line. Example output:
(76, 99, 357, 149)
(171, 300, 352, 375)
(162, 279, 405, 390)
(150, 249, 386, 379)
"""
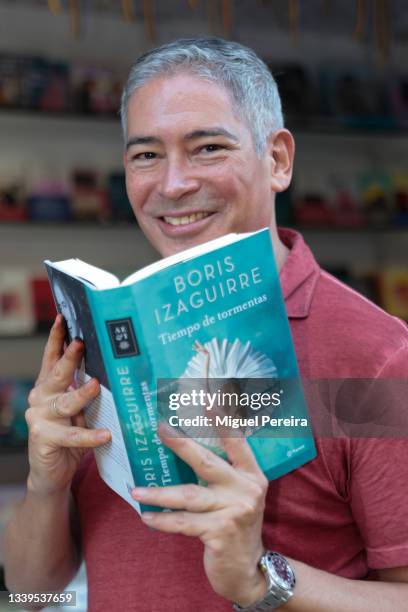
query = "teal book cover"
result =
(45, 229, 316, 513)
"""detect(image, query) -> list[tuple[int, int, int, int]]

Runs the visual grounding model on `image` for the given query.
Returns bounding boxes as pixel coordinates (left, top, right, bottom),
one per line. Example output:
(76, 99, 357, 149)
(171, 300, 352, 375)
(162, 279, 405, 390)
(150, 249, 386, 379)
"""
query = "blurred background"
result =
(0, 0, 407, 609)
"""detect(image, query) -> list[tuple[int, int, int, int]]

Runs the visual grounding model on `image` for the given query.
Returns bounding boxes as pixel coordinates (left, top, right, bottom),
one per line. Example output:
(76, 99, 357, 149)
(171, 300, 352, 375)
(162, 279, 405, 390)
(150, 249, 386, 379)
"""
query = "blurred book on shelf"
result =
(325, 175, 364, 228)
(0, 181, 26, 222)
(0, 171, 137, 224)
(377, 268, 408, 320)
(27, 179, 71, 222)
(71, 63, 123, 116)
(19, 57, 70, 113)
(268, 62, 319, 122)
(393, 172, 408, 226)
(30, 276, 56, 333)
(71, 169, 109, 222)
(0, 379, 31, 447)
(319, 64, 395, 130)
(0, 268, 35, 336)
(0, 268, 55, 335)
(359, 171, 393, 227)
(388, 73, 408, 125)
(0, 55, 21, 108)
(107, 172, 135, 222)
(293, 193, 335, 227)
(0, 53, 124, 117)
(292, 168, 408, 230)
(265, 60, 408, 131)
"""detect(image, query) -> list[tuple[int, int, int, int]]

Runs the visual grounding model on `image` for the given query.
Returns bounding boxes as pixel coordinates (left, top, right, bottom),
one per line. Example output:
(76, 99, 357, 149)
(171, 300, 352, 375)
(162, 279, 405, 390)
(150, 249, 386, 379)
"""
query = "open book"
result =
(45, 228, 316, 513)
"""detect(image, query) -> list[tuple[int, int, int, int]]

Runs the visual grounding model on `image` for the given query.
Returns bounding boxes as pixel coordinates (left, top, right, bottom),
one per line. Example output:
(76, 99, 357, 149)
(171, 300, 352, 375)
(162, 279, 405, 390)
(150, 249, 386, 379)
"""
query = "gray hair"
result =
(120, 37, 284, 156)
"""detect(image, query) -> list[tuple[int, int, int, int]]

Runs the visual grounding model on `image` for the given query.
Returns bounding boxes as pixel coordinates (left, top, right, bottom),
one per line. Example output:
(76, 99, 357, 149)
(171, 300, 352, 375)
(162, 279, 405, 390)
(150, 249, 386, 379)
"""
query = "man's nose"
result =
(158, 157, 200, 201)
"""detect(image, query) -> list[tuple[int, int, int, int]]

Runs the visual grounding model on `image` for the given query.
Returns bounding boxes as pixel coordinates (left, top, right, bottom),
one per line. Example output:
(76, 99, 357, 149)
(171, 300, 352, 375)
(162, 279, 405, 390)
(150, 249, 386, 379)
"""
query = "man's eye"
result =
(200, 144, 223, 154)
(133, 152, 157, 161)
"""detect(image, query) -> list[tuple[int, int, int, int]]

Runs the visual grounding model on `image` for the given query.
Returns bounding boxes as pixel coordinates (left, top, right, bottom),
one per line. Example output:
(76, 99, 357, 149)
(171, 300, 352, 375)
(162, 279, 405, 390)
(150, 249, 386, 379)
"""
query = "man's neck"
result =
(269, 224, 290, 271)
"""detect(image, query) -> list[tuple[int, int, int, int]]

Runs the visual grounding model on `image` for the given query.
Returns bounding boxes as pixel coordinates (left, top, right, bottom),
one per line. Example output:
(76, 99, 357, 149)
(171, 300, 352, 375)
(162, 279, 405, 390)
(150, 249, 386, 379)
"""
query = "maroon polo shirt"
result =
(72, 229, 408, 612)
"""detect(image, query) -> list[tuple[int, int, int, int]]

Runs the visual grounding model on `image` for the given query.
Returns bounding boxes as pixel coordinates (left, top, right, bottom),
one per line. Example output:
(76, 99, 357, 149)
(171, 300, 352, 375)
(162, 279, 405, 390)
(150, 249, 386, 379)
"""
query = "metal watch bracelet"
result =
(232, 551, 296, 612)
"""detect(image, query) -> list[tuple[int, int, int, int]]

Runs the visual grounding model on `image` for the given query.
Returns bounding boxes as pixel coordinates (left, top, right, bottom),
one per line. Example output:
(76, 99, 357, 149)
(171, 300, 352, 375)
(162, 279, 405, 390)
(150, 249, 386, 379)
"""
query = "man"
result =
(4, 38, 408, 611)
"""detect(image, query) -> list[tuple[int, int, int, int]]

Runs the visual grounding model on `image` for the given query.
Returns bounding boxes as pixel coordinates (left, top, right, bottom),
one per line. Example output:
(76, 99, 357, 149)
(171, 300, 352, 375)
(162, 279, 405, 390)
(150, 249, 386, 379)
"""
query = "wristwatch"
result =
(232, 551, 296, 611)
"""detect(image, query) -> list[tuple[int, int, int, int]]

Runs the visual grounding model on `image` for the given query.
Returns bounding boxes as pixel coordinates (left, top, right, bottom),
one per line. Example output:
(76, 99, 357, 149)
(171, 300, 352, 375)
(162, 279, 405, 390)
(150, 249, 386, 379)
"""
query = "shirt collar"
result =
(278, 227, 320, 319)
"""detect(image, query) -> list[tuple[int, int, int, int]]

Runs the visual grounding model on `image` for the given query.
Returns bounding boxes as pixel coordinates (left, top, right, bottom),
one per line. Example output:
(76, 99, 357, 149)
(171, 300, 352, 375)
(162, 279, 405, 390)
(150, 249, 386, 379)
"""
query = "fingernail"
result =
(141, 512, 154, 522)
(157, 421, 172, 437)
(97, 430, 110, 442)
(132, 488, 148, 499)
(72, 338, 84, 350)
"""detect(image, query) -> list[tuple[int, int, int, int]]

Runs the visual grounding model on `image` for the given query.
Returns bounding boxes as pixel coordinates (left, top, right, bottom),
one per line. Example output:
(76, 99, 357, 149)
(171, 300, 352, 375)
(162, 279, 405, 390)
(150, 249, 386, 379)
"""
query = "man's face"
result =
(124, 73, 274, 257)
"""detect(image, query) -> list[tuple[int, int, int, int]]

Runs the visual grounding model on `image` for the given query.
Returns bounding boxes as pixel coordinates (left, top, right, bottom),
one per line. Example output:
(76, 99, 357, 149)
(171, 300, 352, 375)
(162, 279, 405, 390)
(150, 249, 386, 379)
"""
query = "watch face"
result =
(268, 553, 295, 590)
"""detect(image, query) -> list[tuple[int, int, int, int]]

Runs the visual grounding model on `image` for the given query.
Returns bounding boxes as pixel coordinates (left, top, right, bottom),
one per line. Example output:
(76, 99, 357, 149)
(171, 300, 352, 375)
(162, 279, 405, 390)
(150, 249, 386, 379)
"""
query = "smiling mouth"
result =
(162, 212, 213, 226)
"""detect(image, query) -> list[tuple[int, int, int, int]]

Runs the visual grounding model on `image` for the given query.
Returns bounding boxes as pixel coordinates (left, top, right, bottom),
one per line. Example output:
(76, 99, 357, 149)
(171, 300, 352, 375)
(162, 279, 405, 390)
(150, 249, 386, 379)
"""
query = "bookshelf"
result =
(1, 32, 407, 488)
(0, 448, 28, 485)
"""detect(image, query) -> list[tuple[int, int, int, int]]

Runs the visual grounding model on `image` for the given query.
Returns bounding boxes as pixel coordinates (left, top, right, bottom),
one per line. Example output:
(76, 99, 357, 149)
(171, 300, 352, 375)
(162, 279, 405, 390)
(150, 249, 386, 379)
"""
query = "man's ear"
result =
(266, 129, 295, 193)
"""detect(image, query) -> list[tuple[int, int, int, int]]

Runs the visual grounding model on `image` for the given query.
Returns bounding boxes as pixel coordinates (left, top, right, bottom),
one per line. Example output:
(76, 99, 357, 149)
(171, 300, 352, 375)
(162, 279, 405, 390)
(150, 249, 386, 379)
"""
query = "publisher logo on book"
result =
(107, 318, 139, 358)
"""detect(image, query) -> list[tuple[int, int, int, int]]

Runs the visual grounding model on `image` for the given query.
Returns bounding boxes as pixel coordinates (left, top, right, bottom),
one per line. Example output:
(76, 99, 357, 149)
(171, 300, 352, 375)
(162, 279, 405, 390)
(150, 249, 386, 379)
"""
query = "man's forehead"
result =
(127, 72, 243, 124)
(126, 73, 245, 140)
(126, 71, 240, 119)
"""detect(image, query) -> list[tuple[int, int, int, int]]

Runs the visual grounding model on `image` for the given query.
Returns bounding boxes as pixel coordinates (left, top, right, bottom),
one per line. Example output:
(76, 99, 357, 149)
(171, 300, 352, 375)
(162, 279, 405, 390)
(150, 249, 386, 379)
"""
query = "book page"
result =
(121, 229, 262, 286)
(45, 229, 268, 290)
(45, 259, 120, 289)
(77, 364, 140, 513)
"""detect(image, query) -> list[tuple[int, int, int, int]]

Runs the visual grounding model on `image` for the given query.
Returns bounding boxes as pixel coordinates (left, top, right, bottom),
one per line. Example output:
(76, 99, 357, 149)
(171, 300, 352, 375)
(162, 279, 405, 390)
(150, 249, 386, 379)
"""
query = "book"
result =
(30, 275, 56, 333)
(0, 378, 32, 445)
(45, 229, 316, 513)
(28, 180, 72, 222)
(319, 64, 394, 130)
(0, 268, 36, 336)
(71, 170, 108, 222)
(377, 267, 408, 320)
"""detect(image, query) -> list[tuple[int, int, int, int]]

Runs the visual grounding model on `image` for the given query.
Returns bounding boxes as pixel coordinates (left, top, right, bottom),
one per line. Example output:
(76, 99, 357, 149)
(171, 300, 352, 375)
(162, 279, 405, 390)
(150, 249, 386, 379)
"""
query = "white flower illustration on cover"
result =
(177, 338, 278, 456)
(184, 337, 277, 380)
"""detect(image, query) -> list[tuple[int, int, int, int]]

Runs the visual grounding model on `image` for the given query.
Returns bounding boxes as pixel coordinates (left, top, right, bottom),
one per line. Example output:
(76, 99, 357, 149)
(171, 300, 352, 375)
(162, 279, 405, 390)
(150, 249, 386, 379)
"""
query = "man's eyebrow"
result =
(125, 128, 239, 150)
(183, 128, 239, 142)
(126, 136, 163, 150)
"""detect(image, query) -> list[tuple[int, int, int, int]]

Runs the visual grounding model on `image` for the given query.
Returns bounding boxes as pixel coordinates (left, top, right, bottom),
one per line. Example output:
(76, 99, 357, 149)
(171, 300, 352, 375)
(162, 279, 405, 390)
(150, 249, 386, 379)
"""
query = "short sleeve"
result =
(350, 438, 408, 569)
(349, 343, 408, 569)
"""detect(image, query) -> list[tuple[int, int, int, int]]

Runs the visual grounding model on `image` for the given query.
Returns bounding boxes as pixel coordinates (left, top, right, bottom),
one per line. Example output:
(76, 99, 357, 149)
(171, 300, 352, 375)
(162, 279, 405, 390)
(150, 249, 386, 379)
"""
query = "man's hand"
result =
(25, 314, 111, 496)
(131, 425, 268, 607)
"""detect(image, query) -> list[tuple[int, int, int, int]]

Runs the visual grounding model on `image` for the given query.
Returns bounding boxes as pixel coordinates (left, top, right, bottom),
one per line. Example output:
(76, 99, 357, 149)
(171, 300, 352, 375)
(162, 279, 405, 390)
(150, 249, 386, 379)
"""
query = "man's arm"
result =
(130, 429, 408, 611)
(3, 314, 111, 598)
(278, 560, 408, 612)
(4, 490, 80, 595)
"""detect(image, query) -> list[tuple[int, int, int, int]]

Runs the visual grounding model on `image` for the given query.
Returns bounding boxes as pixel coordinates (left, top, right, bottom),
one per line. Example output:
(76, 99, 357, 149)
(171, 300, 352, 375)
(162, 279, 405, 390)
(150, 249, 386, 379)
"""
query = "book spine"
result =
(85, 285, 196, 512)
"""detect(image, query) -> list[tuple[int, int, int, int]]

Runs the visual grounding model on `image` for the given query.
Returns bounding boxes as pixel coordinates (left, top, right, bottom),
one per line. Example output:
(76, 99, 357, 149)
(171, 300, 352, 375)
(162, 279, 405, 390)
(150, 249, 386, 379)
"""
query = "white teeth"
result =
(163, 212, 211, 226)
